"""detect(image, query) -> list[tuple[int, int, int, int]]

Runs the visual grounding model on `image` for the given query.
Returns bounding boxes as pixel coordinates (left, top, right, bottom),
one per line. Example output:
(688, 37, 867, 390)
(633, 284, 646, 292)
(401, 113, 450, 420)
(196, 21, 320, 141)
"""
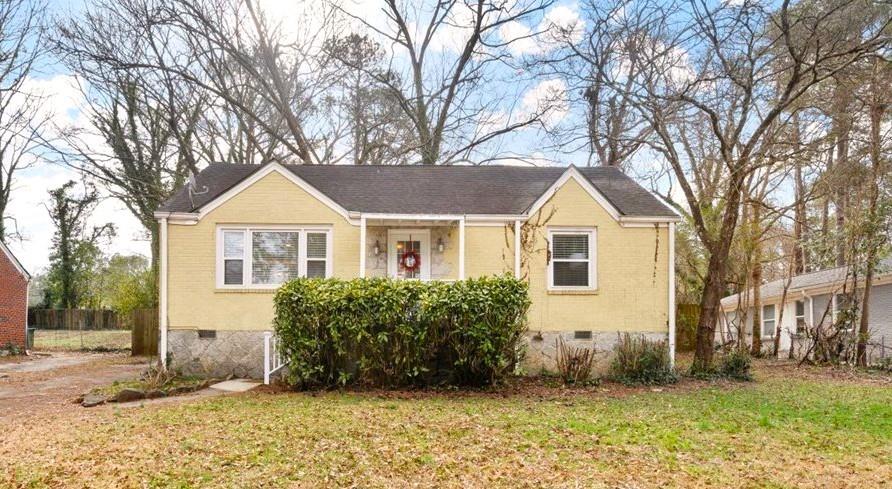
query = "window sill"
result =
(547, 288, 599, 296)
(214, 288, 277, 294)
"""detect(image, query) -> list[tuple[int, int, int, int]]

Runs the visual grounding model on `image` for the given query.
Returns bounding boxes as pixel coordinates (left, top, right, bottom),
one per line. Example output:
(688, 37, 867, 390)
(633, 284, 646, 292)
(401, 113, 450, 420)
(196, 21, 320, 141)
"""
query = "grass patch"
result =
(33, 329, 130, 352)
(2, 367, 891, 487)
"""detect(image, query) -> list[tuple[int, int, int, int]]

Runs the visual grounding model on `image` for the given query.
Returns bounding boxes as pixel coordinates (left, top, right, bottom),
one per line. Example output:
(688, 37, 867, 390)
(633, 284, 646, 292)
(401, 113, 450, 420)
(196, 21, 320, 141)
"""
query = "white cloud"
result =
(500, 3, 584, 56)
(522, 78, 569, 128)
(488, 153, 557, 167)
(500, 21, 538, 56)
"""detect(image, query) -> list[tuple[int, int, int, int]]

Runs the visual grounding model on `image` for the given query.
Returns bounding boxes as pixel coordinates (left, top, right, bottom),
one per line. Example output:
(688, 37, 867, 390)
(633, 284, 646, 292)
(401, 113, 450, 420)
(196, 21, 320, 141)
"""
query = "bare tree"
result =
(0, 0, 49, 241)
(537, 0, 653, 167)
(341, 0, 556, 165)
(853, 56, 891, 365)
(587, 0, 890, 371)
(51, 1, 213, 288)
(323, 33, 415, 165)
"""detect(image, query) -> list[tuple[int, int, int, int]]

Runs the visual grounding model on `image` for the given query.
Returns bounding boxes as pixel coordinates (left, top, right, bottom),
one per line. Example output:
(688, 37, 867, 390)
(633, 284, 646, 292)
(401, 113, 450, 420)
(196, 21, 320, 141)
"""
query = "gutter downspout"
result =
(668, 222, 676, 368)
(159, 217, 169, 367)
(514, 220, 521, 278)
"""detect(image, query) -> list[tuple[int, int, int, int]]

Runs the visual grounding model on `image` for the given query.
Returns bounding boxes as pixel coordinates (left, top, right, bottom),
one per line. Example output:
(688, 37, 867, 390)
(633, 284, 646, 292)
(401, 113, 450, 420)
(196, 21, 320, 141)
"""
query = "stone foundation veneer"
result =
(522, 331, 669, 375)
(168, 329, 670, 380)
(167, 330, 268, 379)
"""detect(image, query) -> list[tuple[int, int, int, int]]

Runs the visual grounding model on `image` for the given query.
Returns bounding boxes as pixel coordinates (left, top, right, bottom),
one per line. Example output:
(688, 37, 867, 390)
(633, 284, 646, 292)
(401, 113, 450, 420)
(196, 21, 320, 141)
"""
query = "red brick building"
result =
(0, 240, 29, 349)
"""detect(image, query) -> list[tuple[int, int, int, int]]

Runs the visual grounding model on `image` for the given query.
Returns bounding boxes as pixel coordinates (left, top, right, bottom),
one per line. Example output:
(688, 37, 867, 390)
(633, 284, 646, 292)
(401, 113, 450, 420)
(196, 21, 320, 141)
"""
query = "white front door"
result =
(387, 229, 431, 280)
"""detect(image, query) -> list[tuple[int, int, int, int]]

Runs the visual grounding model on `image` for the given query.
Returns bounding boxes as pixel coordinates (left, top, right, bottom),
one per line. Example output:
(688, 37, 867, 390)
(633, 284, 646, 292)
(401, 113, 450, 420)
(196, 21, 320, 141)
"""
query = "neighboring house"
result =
(154, 162, 680, 378)
(0, 240, 30, 350)
(719, 257, 892, 360)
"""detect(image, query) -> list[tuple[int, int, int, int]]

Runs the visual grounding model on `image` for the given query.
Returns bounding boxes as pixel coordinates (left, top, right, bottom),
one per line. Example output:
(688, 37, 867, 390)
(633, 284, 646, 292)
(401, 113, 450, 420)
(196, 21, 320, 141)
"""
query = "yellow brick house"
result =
(154, 162, 680, 378)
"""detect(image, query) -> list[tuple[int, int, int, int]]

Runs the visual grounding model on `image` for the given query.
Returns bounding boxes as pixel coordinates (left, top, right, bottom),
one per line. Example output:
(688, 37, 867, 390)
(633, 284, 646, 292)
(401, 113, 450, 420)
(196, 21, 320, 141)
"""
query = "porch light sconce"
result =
(437, 237, 445, 253)
(373, 240, 381, 256)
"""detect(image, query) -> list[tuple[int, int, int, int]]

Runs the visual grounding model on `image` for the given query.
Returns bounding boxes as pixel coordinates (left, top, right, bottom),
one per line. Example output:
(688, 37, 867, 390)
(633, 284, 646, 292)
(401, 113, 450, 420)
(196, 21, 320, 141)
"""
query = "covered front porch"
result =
(358, 214, 522, 281)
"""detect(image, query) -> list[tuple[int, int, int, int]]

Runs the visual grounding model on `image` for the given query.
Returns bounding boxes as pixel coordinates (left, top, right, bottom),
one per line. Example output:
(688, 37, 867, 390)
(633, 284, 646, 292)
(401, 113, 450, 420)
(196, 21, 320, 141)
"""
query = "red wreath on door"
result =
(400, 249, 421, 273)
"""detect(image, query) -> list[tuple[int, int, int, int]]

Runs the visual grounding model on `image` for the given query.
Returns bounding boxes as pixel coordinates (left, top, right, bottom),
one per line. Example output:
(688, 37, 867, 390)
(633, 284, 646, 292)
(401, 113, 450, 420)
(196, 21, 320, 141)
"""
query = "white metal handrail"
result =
(263, 332, 288, 384)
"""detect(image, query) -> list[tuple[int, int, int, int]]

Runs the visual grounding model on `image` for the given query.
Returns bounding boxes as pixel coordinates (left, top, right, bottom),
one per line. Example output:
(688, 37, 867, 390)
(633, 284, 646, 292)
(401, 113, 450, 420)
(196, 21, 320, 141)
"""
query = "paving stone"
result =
(81, 393, 107, 408)
(114, 388, 146, 403)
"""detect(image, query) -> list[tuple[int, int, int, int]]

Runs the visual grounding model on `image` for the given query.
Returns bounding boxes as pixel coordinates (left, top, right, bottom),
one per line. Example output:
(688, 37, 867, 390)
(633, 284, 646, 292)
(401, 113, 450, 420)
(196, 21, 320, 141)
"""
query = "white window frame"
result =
(216, 225, 333, 289)
(761, 304, 776, 339)
(794, 300, 807, 334)
(547, 228, 597, 291)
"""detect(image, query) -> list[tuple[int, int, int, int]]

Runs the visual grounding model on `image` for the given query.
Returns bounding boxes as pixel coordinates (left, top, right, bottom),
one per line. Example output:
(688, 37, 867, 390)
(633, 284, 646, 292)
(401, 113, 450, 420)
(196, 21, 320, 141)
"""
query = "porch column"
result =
(514, 220, 521, 278)
(359, 216, 367, 278)
(458, 216, 465, 280)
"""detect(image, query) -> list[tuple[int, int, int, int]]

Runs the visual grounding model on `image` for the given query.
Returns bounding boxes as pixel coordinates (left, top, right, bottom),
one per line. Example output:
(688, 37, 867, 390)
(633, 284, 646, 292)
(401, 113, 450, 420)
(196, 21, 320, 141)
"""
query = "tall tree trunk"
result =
(750, 201, 763, 355)
(693, 259, 727, 371)
(821, 143, 834, 244)
(857, 85, 886, 366)
(833, 119, 851, 267)
(792, 113, 806, 274)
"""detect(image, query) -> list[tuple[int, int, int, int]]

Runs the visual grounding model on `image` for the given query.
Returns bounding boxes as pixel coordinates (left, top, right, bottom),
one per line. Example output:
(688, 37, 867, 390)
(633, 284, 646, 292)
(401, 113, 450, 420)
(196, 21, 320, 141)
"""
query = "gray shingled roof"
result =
(158, 163, 678, 217)
(721, 257, 892, 307)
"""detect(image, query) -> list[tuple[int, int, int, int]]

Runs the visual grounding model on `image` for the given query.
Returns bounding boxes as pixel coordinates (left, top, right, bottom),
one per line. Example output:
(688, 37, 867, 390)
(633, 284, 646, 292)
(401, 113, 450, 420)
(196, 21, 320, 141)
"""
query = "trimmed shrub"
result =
(608, 333, 678, 386)
(717, 349, 753, 381)
(273, 275, 530, 389)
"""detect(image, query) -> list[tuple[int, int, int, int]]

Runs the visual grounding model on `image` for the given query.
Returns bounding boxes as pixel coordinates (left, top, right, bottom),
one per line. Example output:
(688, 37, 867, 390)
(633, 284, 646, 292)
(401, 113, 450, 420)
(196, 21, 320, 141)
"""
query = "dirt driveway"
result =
(0, 352, 147, 419)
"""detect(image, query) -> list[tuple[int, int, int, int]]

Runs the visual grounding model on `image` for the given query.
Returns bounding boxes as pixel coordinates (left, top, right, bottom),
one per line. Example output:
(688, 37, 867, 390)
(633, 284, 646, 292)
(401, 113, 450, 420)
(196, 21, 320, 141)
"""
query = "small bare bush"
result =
(609, 333, 677, 386)
(555, 337, 595, 385)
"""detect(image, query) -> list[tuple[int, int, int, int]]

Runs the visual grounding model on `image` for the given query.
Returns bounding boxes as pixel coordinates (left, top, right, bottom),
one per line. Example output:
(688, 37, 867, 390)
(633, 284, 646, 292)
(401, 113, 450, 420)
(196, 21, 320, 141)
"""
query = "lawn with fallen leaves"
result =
(2, 363, 890, 488)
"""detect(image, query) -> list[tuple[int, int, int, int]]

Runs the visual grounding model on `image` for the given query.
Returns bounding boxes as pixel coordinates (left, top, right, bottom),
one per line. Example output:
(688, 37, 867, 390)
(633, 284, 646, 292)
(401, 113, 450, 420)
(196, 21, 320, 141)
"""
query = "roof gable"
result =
(525, 166, 622, 220)
(194, 163, 352, 221)
(0, 240, 29, 280)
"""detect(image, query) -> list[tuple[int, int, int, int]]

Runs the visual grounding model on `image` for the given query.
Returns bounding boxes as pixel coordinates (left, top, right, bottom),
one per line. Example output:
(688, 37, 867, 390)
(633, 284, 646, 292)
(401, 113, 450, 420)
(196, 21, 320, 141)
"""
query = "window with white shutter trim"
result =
(548, 229, 596, 290)
(305, 232, 328, 278)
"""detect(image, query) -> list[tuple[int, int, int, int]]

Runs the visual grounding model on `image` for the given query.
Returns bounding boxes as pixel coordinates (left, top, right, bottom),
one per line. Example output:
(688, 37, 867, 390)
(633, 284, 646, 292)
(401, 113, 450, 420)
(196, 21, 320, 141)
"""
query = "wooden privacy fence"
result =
(676, 304, 700, 352)
(29, 309, 124, 330)
(130, 308, 159, 357)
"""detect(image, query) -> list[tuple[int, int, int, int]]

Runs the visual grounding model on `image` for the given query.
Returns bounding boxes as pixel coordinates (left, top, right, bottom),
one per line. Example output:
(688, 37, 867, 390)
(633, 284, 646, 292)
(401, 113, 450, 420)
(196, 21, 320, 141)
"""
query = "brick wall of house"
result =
(0, 248, 28, 348)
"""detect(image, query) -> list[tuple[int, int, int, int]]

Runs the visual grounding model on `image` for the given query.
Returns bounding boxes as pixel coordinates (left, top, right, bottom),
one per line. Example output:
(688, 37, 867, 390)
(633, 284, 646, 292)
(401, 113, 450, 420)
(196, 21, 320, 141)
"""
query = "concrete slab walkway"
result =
(210, 379, 262, 392)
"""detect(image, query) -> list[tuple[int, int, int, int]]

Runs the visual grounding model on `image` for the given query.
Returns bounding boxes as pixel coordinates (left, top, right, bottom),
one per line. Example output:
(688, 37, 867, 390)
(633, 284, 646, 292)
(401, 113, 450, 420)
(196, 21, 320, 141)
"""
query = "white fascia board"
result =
(0, 240, 29, 280)
(619, 215, 682, 224)
(193, 162, 354, 223)
(525, 166, 622, 221)
(361, 213, 465, 221)
(154, 211, 199, 225)
(465, 214, 526, 221)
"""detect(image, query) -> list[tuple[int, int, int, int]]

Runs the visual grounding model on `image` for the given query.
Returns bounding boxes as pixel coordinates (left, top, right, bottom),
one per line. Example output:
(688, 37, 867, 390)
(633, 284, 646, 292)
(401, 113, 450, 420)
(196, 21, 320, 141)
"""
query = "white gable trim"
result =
(525, 166, 622, 221)
(524, 166, 680, 225)
(0, 240, 30, 280)
(188, 162, 354, 223)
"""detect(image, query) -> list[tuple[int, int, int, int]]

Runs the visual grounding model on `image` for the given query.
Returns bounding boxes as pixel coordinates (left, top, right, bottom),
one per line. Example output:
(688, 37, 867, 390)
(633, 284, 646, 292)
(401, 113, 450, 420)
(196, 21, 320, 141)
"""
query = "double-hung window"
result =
(217, 226, 332, 288)
(761, 304, 776, 338)
(794, 300, 806, 334)
(548, 229, 597, 290)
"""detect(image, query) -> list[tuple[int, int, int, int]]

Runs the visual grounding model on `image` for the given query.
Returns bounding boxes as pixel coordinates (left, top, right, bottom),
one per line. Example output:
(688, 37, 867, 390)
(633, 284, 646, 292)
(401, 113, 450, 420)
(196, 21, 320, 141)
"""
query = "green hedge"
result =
(273, 275, 531, 389)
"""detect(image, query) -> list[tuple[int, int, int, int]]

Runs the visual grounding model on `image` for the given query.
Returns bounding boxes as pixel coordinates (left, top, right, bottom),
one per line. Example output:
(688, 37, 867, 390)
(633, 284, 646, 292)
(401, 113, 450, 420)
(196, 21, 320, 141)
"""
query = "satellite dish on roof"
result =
(187, 169, 209, 208)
